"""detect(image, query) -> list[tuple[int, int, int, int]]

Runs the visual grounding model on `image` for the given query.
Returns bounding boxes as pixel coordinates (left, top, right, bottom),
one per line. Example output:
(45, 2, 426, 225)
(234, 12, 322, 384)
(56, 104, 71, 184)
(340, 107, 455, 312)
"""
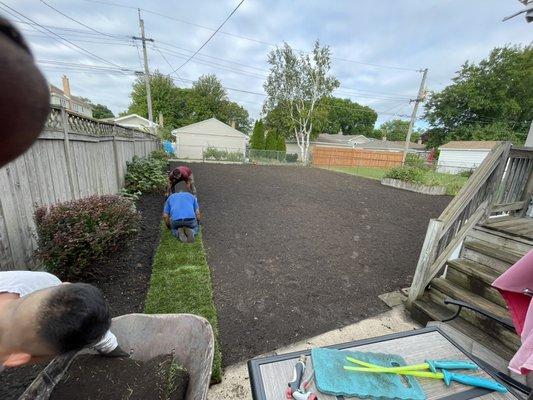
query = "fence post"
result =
(60, 108, 77, 198)
(112, 125, 122, 191)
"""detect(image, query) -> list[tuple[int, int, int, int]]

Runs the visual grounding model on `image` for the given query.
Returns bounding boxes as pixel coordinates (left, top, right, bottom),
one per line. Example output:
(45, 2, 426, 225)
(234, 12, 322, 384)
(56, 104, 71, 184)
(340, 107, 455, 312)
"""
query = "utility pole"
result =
(133, 9, 154, 122)
(403, 68, 428, 163)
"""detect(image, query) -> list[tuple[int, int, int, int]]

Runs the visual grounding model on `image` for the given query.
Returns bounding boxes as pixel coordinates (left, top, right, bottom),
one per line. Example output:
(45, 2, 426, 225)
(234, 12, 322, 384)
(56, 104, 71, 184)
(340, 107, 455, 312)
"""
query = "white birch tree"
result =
(263, 40, 339, 163)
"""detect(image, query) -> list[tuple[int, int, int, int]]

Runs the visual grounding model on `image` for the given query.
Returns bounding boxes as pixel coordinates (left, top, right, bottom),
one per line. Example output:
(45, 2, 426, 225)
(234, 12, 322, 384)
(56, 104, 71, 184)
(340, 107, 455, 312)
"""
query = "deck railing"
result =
(408, 142, 533, 303)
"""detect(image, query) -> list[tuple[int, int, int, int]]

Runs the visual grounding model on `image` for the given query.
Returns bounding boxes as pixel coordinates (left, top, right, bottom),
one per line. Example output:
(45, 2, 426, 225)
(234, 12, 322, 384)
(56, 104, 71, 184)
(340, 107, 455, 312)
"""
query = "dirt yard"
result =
(182, 163, 451, 366)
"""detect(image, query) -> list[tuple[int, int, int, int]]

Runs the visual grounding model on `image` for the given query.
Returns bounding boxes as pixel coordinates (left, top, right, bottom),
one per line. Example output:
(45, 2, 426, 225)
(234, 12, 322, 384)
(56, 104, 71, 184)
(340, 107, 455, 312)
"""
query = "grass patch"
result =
(384, 166, 468, 196)
(324, 166, 389, 180)
(145, 226, 222, 383)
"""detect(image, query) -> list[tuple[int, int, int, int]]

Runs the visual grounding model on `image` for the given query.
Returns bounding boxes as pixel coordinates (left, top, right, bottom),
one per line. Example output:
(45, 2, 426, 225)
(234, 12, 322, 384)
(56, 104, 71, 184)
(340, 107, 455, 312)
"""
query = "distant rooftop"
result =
(440, 140, 501, 150)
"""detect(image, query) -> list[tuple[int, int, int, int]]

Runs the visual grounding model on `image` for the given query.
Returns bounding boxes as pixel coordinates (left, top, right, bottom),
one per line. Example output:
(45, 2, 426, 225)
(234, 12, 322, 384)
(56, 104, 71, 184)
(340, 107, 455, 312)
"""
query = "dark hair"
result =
(37, 283, 111, 353)
(170, 168, 182, 180)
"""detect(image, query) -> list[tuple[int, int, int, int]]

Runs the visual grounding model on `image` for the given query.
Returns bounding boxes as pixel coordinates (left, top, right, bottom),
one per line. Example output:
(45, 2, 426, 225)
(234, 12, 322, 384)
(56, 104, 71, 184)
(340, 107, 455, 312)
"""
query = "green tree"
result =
(424, 45, 532, 147)
(91, 103, 114, 119)
(126, 72, 251, 132)
(276, 134, 286, 152)
(79, 97, 114, 119)
(263, 40, 339, 163)
(127, 71, 181, 128)
(319, 97, 377, 136)
(250, 120, 265, 149)
(264, 130, 278, 151)
(376, 119, 408, 141)
(219, 100, 252, 133)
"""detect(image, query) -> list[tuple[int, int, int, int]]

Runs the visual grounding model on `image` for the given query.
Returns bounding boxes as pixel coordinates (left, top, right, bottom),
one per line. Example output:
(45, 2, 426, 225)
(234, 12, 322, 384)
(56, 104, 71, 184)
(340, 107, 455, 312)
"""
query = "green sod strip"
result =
(145, 225, 222, 383)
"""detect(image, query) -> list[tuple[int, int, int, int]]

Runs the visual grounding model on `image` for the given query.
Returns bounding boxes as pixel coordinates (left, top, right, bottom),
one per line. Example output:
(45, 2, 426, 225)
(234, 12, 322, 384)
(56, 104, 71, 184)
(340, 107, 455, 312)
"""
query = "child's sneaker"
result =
(177, 228, 187, 243)
(183, 227, 195, 243)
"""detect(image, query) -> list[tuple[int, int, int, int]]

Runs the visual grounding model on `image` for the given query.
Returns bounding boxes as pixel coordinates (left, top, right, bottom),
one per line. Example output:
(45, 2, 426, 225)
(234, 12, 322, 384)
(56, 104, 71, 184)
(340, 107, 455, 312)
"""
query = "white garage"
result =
(172, 118, 248, 160)
(437, 140, 499, 174)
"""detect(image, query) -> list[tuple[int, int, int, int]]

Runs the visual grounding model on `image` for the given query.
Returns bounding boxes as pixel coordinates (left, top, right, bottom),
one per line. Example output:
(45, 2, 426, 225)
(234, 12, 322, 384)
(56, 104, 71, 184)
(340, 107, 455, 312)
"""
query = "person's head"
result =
(170, 168, 182, 181)
(0, 283, 111, 367)
(174, 180, 190, 193)
(1, 17, 49, 167)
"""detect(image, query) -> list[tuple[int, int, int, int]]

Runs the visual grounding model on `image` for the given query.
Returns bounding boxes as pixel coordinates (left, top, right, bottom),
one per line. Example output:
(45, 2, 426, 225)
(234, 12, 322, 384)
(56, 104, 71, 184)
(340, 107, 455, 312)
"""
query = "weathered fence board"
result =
(312, 145, 404, 168)
(0, 106, 159, 270)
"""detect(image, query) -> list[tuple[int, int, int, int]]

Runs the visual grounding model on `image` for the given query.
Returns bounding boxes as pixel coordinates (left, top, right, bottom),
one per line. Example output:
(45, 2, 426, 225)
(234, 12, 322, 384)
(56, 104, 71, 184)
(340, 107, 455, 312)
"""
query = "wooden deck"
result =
(483, 217, 533, 242)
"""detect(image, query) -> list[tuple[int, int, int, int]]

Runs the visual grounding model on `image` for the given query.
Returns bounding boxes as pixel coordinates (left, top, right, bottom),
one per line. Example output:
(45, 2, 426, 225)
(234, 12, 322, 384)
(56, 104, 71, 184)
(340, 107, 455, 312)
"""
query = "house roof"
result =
(172, 117, 248, 139)
(317, 133, 371, 145)
(354, 139, 426, 151)
(439, 140, 501, 150)
(113, 114, 158, 126)
(49, 84, 93, 108)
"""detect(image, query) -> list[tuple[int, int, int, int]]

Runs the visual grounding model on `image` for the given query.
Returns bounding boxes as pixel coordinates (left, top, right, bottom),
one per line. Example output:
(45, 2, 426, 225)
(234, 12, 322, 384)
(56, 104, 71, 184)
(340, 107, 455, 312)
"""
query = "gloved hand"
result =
(101, 345, 130, 358)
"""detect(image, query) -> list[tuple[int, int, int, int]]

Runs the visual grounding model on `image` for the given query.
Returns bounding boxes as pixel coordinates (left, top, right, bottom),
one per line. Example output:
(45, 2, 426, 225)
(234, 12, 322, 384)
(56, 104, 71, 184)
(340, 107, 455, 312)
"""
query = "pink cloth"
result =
(492, 250, 533, 375)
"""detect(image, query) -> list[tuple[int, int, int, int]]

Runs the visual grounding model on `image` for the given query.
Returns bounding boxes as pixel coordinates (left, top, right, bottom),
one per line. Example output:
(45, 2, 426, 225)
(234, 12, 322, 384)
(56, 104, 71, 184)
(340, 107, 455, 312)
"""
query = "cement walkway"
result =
(208, 303, 420, 399)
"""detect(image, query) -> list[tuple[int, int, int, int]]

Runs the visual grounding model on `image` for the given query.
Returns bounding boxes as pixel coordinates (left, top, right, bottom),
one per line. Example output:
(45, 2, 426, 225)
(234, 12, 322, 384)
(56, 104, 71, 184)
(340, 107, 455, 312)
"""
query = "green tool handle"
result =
(343, 366, 441, 378)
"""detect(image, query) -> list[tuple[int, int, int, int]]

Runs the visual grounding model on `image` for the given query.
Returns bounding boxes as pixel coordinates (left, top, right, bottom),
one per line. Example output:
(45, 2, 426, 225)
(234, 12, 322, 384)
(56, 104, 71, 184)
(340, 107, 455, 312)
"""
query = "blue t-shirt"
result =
(164, 193, 199, 220)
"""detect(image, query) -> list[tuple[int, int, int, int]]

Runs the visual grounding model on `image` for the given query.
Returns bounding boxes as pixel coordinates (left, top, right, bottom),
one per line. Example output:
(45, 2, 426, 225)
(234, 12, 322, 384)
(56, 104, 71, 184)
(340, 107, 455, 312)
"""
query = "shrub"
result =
(458, 169, 474, 178)
(35, 195, 140, 280)
(203, 146, 225, 161)
(225, 151, 244, 162)
(405, 153, 428, 169)
(385, 166, 433, 185)
(124, 155, 168, 194)
(150, 148, 170, 162)
(285, 153, 298, 163)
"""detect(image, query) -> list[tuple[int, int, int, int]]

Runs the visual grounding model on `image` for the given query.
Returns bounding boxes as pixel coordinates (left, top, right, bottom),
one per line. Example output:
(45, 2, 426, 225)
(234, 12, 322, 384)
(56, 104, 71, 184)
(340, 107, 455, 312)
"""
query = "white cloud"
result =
(4, 0, 530, 125)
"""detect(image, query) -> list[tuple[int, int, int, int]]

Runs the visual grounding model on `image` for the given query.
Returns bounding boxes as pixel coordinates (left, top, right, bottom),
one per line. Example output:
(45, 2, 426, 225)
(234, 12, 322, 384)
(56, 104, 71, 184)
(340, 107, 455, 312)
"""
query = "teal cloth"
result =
(311, 348, 426, 400)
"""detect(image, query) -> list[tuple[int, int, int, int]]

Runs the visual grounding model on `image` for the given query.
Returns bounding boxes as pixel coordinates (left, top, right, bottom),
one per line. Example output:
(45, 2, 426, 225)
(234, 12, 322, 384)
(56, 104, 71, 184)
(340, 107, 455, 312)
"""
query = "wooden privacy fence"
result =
(312, 146, 404, 168)
(0, 106, 160, 270)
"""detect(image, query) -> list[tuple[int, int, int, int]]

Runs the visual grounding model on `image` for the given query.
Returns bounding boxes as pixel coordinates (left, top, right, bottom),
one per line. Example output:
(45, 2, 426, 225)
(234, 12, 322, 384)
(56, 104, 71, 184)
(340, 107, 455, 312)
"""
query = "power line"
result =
(38, 0, 116, 38)
(78, 0, 420, 73)
(0, 2, 128, 71)
(170, 0, 245, 74)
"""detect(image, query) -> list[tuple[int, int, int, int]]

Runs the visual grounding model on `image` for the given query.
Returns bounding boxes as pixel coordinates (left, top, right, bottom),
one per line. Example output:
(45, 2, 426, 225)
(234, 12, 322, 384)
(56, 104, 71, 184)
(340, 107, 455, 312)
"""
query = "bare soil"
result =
(0, 194, 164, 399)
(179, 163, 451, 366)
(50, 354, 188, 400)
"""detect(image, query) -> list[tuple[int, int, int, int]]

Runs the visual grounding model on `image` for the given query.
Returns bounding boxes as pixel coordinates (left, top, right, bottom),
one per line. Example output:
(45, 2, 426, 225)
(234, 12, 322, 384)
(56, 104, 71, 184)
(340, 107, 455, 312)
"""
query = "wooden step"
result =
(409, 297, 517, 362)
(483, 217, 533, 241)
(428, 278, 521, 349)
(462, 239, 524, 273)
(470, 225, 533, 255)
(446, 258, 506, 308)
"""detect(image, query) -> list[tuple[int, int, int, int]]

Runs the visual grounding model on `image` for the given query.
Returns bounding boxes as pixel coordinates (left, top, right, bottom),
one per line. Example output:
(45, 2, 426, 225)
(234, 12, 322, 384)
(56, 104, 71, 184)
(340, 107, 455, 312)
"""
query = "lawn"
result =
(324, 166, 390, 180)
(144, 226, 222, 383)
(327, 165, 469, 195)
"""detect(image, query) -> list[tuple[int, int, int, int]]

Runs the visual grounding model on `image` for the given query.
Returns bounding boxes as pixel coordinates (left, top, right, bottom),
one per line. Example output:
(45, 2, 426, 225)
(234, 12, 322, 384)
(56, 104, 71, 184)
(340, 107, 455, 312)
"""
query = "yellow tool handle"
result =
(345, 357, 428, 372)
(343, 366, 444, 379)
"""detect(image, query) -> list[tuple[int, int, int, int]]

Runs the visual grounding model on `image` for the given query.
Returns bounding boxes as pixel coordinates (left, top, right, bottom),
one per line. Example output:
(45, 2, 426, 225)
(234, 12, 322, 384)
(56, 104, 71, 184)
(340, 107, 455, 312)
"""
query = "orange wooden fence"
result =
(312, 146, 404, 168)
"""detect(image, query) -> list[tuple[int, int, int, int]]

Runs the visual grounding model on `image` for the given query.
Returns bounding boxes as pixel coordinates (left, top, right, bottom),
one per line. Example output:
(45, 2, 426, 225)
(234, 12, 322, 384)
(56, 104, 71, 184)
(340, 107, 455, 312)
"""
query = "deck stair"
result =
(407, 143, 533, 375)
(410, 217, 532, 365)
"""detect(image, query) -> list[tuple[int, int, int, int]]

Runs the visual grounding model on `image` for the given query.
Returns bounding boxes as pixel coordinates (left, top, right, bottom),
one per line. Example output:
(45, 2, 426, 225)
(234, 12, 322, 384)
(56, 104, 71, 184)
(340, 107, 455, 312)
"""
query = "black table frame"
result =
(247, 326, 525, 400)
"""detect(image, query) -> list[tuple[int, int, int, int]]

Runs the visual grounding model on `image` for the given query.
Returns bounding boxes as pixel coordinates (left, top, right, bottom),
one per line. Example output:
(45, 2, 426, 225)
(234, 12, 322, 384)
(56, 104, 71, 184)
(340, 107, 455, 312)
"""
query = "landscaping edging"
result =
(381, 178, 447, 195)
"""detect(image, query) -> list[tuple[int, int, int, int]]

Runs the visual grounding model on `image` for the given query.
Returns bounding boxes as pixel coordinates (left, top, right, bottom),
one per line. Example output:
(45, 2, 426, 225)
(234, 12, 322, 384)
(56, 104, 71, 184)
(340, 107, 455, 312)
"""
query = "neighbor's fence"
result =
(0, 106, 160, 270)
(312, 146, 404, 169)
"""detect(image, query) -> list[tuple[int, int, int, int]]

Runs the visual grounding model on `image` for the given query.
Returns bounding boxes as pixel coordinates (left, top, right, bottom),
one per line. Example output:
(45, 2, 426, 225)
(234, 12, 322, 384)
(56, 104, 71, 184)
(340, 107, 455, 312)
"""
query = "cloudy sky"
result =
(3, 0, 531, 128)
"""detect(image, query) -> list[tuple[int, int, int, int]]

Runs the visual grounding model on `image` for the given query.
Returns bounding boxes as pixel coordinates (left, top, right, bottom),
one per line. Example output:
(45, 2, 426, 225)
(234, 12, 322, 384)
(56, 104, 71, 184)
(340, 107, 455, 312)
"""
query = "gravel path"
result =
(178, 163, 450, 366)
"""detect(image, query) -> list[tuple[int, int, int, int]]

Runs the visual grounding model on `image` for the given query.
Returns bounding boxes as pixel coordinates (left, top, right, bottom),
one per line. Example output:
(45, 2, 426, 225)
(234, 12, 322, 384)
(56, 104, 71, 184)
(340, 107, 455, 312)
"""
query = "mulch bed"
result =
(0, 193, 165, 400)
(50, 354, 188, 400)
(178, 163, 451, 366)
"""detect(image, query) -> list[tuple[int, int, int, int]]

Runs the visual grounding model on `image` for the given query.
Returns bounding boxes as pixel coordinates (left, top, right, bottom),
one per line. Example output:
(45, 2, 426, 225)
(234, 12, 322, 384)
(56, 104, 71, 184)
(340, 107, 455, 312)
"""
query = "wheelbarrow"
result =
(19, 313, 215, 400)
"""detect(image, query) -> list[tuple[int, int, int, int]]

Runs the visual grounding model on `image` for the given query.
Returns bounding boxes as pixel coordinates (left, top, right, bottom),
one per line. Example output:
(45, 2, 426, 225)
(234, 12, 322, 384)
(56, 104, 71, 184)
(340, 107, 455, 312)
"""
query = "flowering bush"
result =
(34, 195, 140, 279)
